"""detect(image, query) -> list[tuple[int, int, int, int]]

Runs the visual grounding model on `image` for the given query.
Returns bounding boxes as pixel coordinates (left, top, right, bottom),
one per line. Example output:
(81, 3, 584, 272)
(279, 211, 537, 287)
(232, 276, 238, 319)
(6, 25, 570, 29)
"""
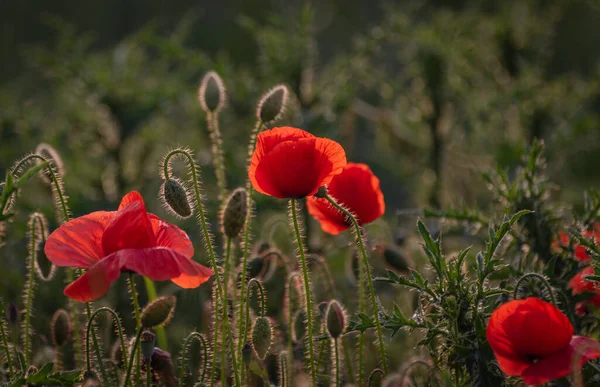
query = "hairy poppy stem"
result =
(0, 300, 14, 378)
(287, 273, 300, 381)
(85, 307, 128, 385)
(243, 279, 267, 345)
(128, 274, 142, 386)
(124, 328, 143, 386)
(209, 289, 219, 387)
(333, 338, 340, 387)
(290, 198, 317, 386)
(342, 337, 354, 384)
(324, 194, 388, 375)
(237, 120, 264, 360)
(179, 332, 208, 386)
(84, 303, 108, 382)
(207, 111, 228, 203)
(146, 359, 152, 387)
(162, 148, 242, 386)
(513, 273, 558, 306)
(142, 278, 167, 350)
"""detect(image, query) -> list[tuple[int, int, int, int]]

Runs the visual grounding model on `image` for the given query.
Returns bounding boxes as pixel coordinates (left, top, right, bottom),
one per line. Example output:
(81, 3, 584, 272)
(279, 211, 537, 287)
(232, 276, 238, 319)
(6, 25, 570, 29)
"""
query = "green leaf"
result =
(26, 362, 54, 383)
(249, 360, 269, 381)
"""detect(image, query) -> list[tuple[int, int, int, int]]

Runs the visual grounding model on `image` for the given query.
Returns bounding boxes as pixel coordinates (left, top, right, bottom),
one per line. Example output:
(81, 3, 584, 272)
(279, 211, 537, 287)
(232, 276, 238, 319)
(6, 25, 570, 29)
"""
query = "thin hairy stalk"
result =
(210, 295, 219, 387)
(142, 278, 167, 350)
(124, 328, 143, 387)
(324, 194, 388, 374)
(279, 352, 289, 387)
(224, 237, 232, 310)
(290, 199, 317, 385)
(333, 339, 340, 387)
(84, 303, 108, 383)
(162, 148, 241, 386)
(341, 338, 354, 384)
(128, 274, 142, 386)
(287, 273, 300, 383)
(67, 276, 83, 367)
(85, 307, 128, 385)
(316, 339, 327, 372)
(242, 279, 267, 347)
(207, 112, 228, 202)
(513, 273, 558, 305)
(0, 300, 14, 377)
(368, 368, 385, 386)
(22, 214, 46, 365)
(179, 332, 208, 387)
(237, 120, 264, 358)
(0, 161, 49, 215)
(146, 360, 152, 387)
(220, 322, 226, 386)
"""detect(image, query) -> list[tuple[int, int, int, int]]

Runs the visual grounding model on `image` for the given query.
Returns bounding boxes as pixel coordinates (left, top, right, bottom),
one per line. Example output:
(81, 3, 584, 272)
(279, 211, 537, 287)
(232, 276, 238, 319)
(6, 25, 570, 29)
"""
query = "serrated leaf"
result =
(26, 362, 54, 383)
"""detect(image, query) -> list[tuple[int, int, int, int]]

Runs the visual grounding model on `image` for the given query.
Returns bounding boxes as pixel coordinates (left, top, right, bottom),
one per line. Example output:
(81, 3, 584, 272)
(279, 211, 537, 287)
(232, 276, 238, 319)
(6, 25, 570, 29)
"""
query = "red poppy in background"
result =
(555, 229, 599, 263)
(306, 163, 385, 235)
(45, 191, 213, 302)
(486, 297, 600, 385)
(575, 295, 600, 317)
(248, 127, 347, 199)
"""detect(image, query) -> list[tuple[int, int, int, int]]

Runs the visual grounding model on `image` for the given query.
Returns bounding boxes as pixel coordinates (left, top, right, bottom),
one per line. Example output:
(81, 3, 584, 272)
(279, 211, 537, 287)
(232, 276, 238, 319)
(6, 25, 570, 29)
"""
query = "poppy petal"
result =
(102, 194, 156, 254)
(250, 127, 315, 164)
(63, 255, 122, 302)
(149, 214, 194, 259)
(118, 247, 186, 281)
(170, 256, 214, 288)
(45, 211, 115, 268)
(569, 267, 598, 295)
(118, 191, 145, 210)
(306, 198, 350, 235)
(521, 336, 600, 386)
(252, 137, 346, 198)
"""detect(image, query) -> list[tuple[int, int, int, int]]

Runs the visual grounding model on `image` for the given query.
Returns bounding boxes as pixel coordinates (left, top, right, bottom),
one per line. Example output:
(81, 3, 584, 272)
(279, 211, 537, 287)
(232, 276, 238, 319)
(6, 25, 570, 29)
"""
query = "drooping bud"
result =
(198, 71, 226, 113)
(326, 300, 346, 339)
(50, 309, 72, 347)
(220, 187, 248, 238)
(141, 330, 156, 361)
(251, 316, 272, 360)
(141, 296, 176, 328)
(111, 339, 125, 368)
(161, 178, 192, 219)
(35, 143, 65, 184)
(151, 347, 178, 386)
(292, 310, 307, 342)
(317, 302, 328, 319)
(256, 84, 289, 124)
(242, 342, 253, 365)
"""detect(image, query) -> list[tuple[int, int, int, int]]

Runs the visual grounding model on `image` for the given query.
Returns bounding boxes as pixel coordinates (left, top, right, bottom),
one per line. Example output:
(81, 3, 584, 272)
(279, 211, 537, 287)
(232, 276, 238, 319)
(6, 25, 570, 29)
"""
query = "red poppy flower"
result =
(44, 191, 213, 302)
(575, 295, 600, 317)
(248, 127, 346, 199)
(486, 297, 600, 385)
(306, 163, 385, 235)
(568, 266, 599, 295)
(554, 230, 599, 263)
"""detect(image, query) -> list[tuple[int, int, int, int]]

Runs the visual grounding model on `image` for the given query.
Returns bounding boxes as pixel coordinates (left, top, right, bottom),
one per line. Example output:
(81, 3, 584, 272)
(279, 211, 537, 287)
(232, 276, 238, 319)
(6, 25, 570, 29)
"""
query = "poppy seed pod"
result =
(161, 178, 192, 219)
(141, 330, 156, 361)
(141, 296, 176, 328)
(251, 316, 272, 360)
(326, 300, 346, 339)
(35, 143, 65, 184)
(198, 71, 226, 113)
(221, 188, 248, 238)
(50, 309, 72, 347)
(257, 84, 289, 124)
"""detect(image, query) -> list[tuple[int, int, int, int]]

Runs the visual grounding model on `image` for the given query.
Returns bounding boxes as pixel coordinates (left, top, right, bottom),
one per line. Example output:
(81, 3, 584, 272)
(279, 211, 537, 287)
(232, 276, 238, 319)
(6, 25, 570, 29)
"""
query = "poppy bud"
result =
(326, 300, 346, 339)
(111, 339, 125, 367)
(198, 71, 226, 113)
(50, 309, 72, 347)
(256, 84, 289, 124)
(317, 301, 329, 319)
(141, 330, 156, 361)
(242, 342, 253, 365)
(35, 143, 64, 184)
(141, 296, 176, 328)
(381, 246, 411, 274)
(7, 302, 18, 325)
(220, 188, 248, 238)
(251, 316, 272, 360)
(345, 251, 360, 286)
(161, 178, 192, 219)
(293, 310, 307, 342)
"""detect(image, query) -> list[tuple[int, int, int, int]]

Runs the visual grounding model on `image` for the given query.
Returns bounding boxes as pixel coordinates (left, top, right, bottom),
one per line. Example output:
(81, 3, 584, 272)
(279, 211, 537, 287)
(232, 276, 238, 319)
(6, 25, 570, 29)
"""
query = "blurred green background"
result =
(2, 0, 600, 377)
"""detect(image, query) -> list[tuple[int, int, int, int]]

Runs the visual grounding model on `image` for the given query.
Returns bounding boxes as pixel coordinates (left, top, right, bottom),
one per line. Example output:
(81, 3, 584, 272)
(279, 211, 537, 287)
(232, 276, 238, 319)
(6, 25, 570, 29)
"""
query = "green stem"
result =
(358, 333, 365, 386)
(287, 273, 299, 385)
(162, 149, 241, 386)
(220, 322, 226, 384)
(85, 307, 128, 386)
(207, 112, 228, 202)
(85, 301, 107, 383)
(342, 338, 354, 384)
(67, 275, 83, 368)
(210, 294, 219, 387)
(129, 274, 142, 386)
(179, 332, 208, 386)
(224, 237, 232, 310)
(242, 279, 267, 348)
(0, 308, 14, 377)
(146, 359, 152, 387)
(124, 328, 143, 387)
(142, 278, 167, 350)
(290, 199, 317, 386)
(334, 339, 340, 387)
(324, 194, 388, 375)
(513, 273, 557, 305)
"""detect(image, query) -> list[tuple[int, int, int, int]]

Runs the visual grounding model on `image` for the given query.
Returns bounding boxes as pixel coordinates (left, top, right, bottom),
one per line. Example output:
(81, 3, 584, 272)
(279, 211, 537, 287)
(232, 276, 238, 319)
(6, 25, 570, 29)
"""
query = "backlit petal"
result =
(149, 214, 194, 259)
(63, 255, 122, 302)
(44, 211, 115, 268)
(102, 194, 156, 254)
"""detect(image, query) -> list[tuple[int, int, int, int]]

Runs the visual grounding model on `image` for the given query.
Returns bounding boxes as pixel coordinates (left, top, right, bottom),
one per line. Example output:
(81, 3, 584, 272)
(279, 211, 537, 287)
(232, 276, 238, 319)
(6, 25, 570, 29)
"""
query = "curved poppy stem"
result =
(124, 328, 143, 387)
(513, 273, 558, 306)
(162, 148, 241, 386)
(290, 198, 317, 386)
(324, 194, 388, 375)
(128, 274, 142, 385)
(0, 300, 14, 378)
(237, 120, 264, 359)
(86, 307, 128, 386)
(179, 332, 208, 386)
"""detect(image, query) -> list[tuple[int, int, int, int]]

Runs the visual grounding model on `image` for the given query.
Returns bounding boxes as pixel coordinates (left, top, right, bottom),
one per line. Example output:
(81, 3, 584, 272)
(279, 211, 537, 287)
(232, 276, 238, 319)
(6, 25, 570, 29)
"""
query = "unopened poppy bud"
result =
(221, 188, 248, 238)
(35, 143, 64, 184)
(199, 71, 226, 113)
(50, 308, 72, 347)
(242, 342, 253, 365)
(141, 296, 176, 328)
(326, 300, 346, 339)
(141, 330, 156, 360)
(161, 178, 192, 219)
(111, 339, 125, 367)
(7, 302, 18, 325)
(293, 310, 307, 342)
(317, 301, 328, 319)
(381, 246, 411, 273)
(251, 316, 272, 360)
(257, 84, 289, 124)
